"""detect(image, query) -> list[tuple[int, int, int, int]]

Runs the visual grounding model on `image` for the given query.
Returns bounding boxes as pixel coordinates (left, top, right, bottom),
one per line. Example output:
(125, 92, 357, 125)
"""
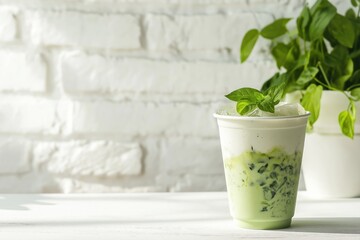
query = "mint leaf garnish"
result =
(225, 83, 286, 115)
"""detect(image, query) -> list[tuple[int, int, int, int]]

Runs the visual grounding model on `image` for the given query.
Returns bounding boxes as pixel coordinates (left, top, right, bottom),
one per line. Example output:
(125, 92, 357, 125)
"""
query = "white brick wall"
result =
(145, 13, 273, 51)
(60, 51, 275, 100)
(0, 0, 344, 193)
(0, 97, 58, 134)
(72, 101, 218, 137)
(0, 49, 46, 92)
(33, 141, 142, 177)
(0, 139, 30, 174)
(0, 9, 17, 41)
(24, 10, 141, 49)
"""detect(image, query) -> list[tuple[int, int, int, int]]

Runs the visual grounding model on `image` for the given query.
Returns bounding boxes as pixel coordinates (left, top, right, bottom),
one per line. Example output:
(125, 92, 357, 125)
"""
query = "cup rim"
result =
(213, 112, 311, 121)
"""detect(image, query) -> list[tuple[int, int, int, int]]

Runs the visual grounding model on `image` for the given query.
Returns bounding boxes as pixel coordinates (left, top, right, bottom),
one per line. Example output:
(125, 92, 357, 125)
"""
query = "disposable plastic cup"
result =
(214, 111, 310, 230)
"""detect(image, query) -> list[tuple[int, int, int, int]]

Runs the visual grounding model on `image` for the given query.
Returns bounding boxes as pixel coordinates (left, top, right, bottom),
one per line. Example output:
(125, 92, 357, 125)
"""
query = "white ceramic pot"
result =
(302, 91, 360, 198)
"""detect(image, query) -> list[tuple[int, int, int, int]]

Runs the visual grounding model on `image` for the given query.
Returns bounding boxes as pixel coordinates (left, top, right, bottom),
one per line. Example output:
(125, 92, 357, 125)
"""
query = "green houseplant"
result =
(225, 0, 360, 198)
(229, 0, 360, 139)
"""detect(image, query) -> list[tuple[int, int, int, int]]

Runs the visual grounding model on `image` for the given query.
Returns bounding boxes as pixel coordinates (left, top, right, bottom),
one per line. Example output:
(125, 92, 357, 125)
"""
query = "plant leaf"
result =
(338, 111, 354, 139)
(236, 101, 257, 115)
(258, 96, 275, 113)
(335, 58, 353, 90)
(265, 82, 286, 104)
(347, 70, 360, 89)
(261, 72, 290, 93)
(324, 45, 349, 67)
(297, 67, 319, 85)
(351, 0, 358, 7)
(240, 29, 260, 63)
(271, 43, 291, 69)
(301, 84, 323, 128)
(308, 0, 337, 40)
(271, 40, 300, 70)
(260, 18, 291, 39)
(297, 6, 311, 39)
(351, 88, 360, 100)
(327, 14, 355, 48)
(225, 88, 264, 102)
(345, 8, 357, 19)
(338, 102, 356, 139)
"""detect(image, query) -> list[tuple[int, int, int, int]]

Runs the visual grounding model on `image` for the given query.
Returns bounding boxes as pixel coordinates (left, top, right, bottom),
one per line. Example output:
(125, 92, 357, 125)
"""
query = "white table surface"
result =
(0, 192, 359, 240)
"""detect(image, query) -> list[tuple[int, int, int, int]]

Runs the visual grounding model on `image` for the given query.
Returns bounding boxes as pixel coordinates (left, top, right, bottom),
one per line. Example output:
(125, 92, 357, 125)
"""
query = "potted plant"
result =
(239, 0, 360, 197)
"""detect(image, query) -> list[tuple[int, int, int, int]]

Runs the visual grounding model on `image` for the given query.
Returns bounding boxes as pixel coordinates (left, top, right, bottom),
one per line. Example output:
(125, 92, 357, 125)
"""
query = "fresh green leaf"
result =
(338, 101, 356, 139)
(335, 58, 353, 90)
(240, 29, 260, 62)
(261, 73, 280, 92)
(345, 8, 357, 19)
(261, 73, 289, 92)
(297, 6, 311, 39)
(260, 18, 291, 39)
(351, 0, 358, 7)
(226, 83, 285, 115)
(301, 84, 323, 128)
(347, 70, 360, 88)
(338, 111, 354, 139)
(325, 45, 349, 67)
(258, 96, 275, 113)
(287, 52, 310, 72)
(236, 101, 257, 115)
(297, 67, 319, 85)
(265, 82, 286, 104)
(350, 49, 360, 59)
(225, 88, 264, 102)
(271, 40, 300, 69)
(309, 39, 328, 63)
(351, 88, 360, 100)
(271, 43, 292, 69)
(327, 14, 355, 48)
(308, 0, 337, 40)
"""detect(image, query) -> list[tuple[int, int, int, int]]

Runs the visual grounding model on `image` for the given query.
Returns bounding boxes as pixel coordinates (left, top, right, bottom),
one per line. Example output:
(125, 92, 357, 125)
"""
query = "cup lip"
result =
(213, 111, 311, 121)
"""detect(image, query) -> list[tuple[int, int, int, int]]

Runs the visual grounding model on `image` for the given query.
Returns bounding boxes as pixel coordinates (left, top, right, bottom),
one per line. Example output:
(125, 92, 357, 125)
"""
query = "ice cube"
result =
(215, 103, 240, 116)
(216, 102, 306, 117)
(247, 102, 306, 117)
(274, 102, 306, 116)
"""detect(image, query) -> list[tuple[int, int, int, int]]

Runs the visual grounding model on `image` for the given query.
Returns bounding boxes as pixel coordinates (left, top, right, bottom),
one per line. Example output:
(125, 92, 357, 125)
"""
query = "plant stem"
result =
(302, 35, 307, 54)
(313, 77, 333, 89)
(317, 62, 332, 88)
(346, 83, 360, 91)
(350, 49, 360, 59)
(320, 39, 324, 56)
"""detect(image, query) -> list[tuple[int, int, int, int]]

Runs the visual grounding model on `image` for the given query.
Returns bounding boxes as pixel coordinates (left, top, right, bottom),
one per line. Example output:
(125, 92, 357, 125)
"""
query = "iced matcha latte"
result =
(224, 147, 302, 229)
(214, 103, 309, 229)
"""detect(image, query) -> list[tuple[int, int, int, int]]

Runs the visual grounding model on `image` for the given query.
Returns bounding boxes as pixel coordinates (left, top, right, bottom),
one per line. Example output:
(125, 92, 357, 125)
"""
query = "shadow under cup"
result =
(214, 112, 310, 230)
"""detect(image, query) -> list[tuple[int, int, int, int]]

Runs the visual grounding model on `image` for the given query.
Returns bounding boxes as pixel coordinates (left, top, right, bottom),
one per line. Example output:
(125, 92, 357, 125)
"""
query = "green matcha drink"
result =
(224, 147, 302, 229)
(214, 103, 309, 230)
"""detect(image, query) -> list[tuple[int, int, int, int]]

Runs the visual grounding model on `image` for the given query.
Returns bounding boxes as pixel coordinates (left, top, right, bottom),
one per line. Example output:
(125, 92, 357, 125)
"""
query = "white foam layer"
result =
(217, 102, 306, 117)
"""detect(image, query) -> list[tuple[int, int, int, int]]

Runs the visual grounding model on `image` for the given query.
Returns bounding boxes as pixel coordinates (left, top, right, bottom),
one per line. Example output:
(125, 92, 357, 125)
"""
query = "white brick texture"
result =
(159, 138, 223, 175)
(0, 49, 46, 92)
(0, 140, 30, 174)
(0, 9, 17, 42)
(145, 13, 272, 51)
(0, 97, 58, 134)
(73, 101, 218, 137)
(24, 10, 141, 49)
(33, 141, 142, 177)
(60, 51, 276, 98)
